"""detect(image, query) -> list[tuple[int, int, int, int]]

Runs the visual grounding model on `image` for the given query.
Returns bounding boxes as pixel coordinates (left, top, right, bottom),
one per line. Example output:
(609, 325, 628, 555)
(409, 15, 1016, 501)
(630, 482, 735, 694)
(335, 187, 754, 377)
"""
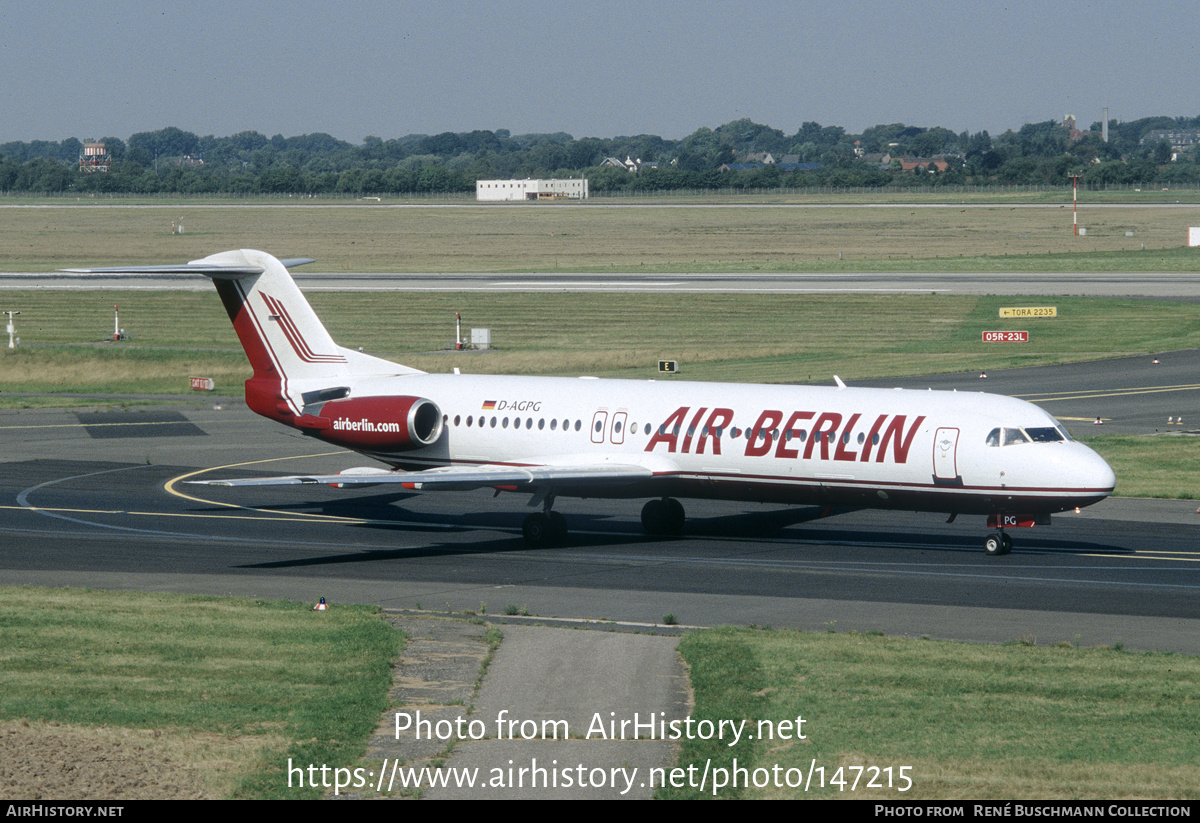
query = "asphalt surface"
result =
(4, 269, 1200, 298)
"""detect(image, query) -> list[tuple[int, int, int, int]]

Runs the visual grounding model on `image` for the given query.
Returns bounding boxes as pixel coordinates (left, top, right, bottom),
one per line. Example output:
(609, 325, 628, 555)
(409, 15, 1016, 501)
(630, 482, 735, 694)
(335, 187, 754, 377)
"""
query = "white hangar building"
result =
(476, 178, 589, 201)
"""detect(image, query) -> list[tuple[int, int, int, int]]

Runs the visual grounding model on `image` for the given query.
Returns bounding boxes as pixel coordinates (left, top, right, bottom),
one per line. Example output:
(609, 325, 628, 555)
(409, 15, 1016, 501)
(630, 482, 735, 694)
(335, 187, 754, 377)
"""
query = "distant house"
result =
(1063, 116, 1087, 143)
(899, 157, 949, 173)
(739, 152, 775, 164)
(599, 155, 651, 172)
(1141, 129, 1200, 150)
(719, 162, 821, 173)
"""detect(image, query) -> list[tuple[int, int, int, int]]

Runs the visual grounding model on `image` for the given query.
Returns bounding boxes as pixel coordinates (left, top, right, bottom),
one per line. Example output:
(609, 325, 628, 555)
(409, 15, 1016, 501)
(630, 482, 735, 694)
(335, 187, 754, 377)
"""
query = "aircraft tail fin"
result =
(64, 249, 421, 423)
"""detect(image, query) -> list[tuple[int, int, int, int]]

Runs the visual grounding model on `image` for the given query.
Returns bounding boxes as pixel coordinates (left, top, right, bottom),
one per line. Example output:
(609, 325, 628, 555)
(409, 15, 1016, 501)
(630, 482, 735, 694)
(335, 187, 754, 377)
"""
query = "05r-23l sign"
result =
(982, 331, 1029, 343)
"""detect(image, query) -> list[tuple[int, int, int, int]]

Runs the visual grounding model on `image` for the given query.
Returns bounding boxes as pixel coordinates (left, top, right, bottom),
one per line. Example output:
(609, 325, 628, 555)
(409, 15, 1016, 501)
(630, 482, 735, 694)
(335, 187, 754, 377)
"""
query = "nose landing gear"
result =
(984, 531, 1013, 556)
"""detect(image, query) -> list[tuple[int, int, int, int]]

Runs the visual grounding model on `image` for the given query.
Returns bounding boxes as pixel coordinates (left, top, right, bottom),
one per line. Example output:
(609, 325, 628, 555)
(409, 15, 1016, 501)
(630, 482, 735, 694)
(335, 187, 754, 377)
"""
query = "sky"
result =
(2, 0, 1196, 145)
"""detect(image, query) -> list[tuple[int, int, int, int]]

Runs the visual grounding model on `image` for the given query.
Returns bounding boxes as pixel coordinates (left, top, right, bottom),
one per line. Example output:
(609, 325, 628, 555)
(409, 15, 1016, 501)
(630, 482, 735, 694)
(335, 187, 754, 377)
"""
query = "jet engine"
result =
(311, 395, 443, 450)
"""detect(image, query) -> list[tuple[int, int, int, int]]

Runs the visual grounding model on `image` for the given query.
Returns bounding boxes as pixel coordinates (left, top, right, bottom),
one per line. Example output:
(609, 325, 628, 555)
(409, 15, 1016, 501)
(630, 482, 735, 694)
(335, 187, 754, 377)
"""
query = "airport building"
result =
(476, 178, 589, 201)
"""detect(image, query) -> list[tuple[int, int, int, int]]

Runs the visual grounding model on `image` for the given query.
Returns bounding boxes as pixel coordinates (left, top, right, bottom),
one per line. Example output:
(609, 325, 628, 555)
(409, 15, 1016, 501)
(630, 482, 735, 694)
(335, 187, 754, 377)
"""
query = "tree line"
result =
(3, 115, 1199, 195)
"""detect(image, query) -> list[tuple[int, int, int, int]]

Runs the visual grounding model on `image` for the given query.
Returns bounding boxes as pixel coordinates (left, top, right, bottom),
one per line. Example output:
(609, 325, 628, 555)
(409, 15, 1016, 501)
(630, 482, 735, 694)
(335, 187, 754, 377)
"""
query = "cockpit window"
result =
(1002, 428, 1030, 446)
(988, 425, 1070, 447)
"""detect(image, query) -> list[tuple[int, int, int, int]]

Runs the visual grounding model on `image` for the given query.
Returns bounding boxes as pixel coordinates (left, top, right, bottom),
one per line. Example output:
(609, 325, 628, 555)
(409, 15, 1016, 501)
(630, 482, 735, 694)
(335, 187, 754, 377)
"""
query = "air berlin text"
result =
(646, 406, 926, 464)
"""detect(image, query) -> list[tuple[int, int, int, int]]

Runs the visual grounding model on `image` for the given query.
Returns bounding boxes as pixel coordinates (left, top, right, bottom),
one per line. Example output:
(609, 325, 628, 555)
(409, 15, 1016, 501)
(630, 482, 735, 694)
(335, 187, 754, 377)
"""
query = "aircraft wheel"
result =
(662, 497, 685, 534)
(548, 511, 568, 542)
(984, 533, 1006, 556)
(1001, 533, 1013, 555)
(641, 499, 666, 535)
(641, 498, 685, 536)
(523, 513, 557, 547)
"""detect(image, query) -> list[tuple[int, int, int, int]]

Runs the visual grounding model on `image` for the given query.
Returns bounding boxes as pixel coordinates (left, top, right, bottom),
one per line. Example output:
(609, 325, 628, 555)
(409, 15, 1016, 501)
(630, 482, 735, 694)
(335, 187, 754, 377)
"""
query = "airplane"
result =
(65, 249, 1116, 555)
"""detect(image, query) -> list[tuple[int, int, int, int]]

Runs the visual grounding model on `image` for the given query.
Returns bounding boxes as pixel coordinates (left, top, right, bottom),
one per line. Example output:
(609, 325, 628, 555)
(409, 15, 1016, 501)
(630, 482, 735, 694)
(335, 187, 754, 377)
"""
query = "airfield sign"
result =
(982, 331, 1029, 343)
(999, 307, 1057, 318)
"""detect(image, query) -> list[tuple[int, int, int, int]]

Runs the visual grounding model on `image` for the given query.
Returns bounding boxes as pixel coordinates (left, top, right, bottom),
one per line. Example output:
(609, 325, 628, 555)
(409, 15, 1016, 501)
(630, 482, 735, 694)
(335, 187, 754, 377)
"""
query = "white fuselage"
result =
(334, 371, 1115, 516)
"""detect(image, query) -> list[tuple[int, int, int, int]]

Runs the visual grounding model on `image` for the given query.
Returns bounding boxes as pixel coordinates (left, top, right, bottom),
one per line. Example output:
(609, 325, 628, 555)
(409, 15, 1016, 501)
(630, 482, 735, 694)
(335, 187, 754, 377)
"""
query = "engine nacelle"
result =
(313, 395, 443, 451)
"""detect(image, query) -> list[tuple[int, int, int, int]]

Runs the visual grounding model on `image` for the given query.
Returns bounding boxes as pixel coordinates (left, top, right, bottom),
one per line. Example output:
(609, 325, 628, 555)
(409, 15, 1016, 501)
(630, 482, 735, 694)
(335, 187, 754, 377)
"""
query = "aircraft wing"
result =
(189, 462, 656, 492)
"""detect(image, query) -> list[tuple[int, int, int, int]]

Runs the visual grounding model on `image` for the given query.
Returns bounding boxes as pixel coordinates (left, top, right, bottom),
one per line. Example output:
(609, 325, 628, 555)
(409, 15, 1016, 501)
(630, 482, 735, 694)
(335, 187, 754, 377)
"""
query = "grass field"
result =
(2, 199, 1200, 272)
(0, 587, 400, 799)
(669, 626, 1200, 800)
(4, 291, 1199, 390)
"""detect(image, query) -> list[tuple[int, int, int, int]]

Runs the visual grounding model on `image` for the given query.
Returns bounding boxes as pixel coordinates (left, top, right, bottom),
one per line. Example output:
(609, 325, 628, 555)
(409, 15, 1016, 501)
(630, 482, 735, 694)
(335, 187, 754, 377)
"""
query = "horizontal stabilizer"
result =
(60, 256, 315, 278)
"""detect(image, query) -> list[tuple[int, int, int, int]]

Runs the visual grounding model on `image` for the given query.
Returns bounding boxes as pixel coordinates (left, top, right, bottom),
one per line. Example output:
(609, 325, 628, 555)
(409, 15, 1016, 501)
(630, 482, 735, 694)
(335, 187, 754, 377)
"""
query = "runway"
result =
(4, 269, 1200, 298)
(2, 351, 1198, 652)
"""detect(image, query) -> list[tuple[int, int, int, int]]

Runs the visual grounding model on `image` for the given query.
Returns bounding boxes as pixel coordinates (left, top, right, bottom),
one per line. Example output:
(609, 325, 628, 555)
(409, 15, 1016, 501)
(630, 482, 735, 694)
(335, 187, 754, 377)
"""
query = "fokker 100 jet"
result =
(66, 250, 1116, 554)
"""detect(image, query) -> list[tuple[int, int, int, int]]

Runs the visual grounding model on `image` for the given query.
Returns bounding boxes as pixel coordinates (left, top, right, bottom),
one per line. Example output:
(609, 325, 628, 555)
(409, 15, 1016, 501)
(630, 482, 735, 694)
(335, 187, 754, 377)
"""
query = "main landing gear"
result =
(983, 531, 1013, 556)
(522, 510, 567, 547)
(641, 497, 685, 537)
(521, 496, 688, 547)
(521, 490, 568, 547)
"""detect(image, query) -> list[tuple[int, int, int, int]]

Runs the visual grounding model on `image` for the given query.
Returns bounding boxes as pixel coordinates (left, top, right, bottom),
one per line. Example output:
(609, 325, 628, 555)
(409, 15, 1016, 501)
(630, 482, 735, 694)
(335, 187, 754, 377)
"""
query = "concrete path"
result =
(351, 615, 689, 799)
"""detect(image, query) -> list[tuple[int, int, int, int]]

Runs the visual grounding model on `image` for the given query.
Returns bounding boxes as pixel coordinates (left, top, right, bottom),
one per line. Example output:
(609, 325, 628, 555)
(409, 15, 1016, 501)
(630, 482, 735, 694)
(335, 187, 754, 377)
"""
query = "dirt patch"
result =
(0, 719, 273, 800)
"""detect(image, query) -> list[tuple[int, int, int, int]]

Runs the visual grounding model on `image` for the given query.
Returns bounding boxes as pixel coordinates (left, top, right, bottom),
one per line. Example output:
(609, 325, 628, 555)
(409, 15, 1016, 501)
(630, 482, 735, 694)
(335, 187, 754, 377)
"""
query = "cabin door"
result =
(933, 427, 960, 481)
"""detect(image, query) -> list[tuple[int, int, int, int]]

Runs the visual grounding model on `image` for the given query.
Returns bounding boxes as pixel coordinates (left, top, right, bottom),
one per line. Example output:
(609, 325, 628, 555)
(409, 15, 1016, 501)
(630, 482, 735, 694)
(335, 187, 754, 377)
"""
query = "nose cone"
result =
(1070, 442, 1116, 504)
